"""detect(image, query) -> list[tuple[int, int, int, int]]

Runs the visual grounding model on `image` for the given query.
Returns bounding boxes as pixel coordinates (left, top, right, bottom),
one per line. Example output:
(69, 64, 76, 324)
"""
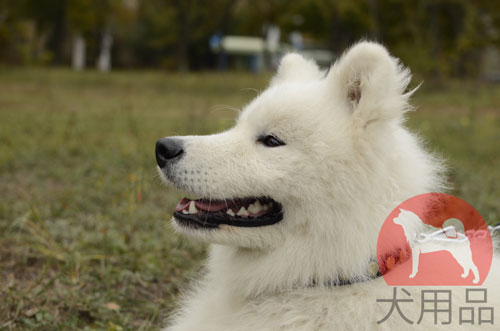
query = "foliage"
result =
(0, 0, 499, 76)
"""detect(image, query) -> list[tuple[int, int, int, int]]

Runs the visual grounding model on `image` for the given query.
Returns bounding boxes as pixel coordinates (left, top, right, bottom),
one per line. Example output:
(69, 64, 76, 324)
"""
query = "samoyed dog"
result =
(156, 42, 499, 330)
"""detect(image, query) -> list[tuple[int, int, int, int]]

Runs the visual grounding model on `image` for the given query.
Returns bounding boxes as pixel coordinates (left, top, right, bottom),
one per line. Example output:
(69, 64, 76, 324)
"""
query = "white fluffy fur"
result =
(160, 41, 500, 330)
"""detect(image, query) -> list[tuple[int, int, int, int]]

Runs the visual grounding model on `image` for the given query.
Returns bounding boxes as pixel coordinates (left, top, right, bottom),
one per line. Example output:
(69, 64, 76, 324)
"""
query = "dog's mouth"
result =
(173, 197, 283, 229)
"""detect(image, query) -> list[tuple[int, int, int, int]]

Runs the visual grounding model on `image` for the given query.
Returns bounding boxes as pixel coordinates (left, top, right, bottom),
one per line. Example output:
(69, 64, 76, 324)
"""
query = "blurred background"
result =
(1, 0, 500, 77)
(0, 0, 499, 330)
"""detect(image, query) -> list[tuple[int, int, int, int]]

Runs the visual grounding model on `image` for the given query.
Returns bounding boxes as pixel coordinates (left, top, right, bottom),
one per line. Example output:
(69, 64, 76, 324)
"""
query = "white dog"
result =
(393, 209, 480, 283)
(156, 42, 499, 330)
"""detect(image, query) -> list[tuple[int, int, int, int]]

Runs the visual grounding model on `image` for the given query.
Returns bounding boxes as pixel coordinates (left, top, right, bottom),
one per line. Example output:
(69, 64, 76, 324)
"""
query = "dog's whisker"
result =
(240, 87, 260, 96)
(209, 105, 242, 115)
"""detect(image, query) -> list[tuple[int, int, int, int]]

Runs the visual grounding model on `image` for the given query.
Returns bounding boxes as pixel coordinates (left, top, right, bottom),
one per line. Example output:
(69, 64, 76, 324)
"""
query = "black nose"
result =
(155, 138, 184, 168)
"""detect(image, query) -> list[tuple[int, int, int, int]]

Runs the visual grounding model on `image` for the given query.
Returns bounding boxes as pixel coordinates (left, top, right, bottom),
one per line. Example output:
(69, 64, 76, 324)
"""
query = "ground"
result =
(0, 68, 499, 330)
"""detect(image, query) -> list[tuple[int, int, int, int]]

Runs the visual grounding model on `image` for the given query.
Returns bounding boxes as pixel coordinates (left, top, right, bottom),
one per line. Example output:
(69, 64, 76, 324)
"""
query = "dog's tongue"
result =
(174, 198, 231, 212)
(175, 198, 254, 212)
(194, 200, 227, 212)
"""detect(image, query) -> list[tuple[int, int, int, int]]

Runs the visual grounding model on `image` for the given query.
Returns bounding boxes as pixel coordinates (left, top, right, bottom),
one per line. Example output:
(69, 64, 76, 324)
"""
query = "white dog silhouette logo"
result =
(393, 208, 480, 284)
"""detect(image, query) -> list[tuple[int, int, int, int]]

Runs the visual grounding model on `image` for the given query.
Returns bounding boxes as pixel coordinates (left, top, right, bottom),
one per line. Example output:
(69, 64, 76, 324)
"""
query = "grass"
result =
(0, 68, 499, 330)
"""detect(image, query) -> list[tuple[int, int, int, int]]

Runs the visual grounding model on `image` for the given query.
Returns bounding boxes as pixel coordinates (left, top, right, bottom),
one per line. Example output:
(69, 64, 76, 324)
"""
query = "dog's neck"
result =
(205, 202, 390, 298)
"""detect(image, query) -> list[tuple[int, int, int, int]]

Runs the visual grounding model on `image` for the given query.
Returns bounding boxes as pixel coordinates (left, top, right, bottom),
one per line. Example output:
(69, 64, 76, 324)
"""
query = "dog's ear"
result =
(327, 42, 415, 127)
(271, 53, 323, 85)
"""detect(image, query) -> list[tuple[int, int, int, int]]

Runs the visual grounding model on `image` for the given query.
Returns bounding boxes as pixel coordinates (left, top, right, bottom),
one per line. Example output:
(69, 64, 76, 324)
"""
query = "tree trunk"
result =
(72, 34, 85, 71)
(328, 6, 342, 56)
(429, 4, 441, 79)
(50, 0, 67, 65)
(97, 29, 113, 72)
(369, 0, 381, 41)
(175, 2, 190, 72)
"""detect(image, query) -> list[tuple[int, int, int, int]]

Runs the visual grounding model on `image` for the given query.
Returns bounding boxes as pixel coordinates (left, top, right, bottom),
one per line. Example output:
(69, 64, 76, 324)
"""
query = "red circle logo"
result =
(377, 193, 493, 286)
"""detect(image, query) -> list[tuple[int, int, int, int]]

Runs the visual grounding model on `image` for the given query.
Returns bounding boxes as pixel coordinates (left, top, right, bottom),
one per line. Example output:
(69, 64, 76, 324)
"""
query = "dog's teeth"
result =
(182, 210, 189, 214)
(247, 205, 257, 213)
(188, 201, 198, 214)
(248, 201, 263, 214)
(237, 207, 249, 216)
(226, 209, 235, 216)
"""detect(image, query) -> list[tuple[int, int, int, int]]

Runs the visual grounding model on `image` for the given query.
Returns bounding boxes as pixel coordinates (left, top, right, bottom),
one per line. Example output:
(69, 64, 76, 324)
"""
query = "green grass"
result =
(0, 69, 499, 330)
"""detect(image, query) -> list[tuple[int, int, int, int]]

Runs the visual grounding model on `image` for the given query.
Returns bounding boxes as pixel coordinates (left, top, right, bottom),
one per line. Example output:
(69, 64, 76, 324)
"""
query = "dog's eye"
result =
(258, 135, 285, 148)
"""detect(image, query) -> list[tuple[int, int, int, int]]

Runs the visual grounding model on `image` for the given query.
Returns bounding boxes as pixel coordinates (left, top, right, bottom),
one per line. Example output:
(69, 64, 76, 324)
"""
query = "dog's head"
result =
(156, 42, 422, 248)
